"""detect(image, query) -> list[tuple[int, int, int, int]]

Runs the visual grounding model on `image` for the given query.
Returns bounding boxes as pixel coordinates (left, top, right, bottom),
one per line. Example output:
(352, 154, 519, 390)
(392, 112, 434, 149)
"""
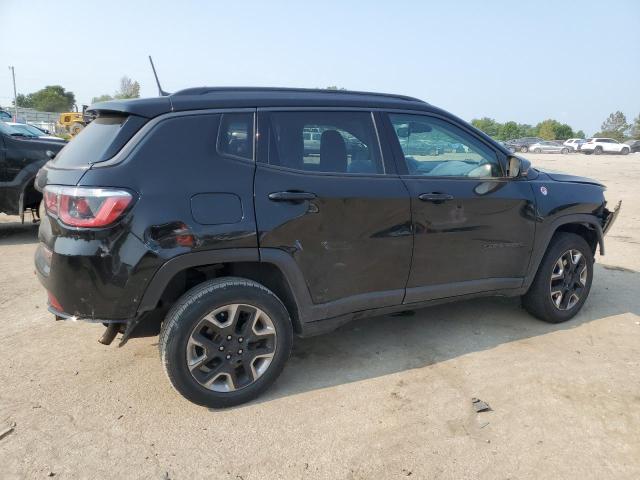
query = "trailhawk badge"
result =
(540, 186, 548, 196)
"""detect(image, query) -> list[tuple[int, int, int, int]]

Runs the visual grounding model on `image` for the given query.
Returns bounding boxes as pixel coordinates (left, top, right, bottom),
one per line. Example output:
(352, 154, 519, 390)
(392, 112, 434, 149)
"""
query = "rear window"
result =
(53, 114, 146, 168)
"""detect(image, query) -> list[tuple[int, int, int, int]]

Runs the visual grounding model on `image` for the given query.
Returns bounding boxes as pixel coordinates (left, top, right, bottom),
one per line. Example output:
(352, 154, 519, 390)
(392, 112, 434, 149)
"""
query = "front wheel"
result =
(561, 148, 569, 154)
(534, 148, 542, 153)
(520, 146, 529, 153)
(522, 232, 593, 323)
(159, 278, 293, 408)
(594, 146, 603, 155)
(621, 147, 629, 155)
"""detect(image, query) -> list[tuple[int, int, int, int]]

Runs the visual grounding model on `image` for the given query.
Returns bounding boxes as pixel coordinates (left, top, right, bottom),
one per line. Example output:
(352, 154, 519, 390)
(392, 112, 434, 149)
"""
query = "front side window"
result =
(217, 112, 254, 161)
(265, 111, 383, 174)
(389, 114, 501, 178)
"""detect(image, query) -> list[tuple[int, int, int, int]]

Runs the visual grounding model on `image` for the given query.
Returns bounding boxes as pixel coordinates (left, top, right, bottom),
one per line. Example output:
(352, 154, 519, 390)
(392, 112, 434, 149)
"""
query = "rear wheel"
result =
(534, 148, 542, 153)
(159, 277, 293, 408)
(522, 233, 593, 323)
(520, 146, 529, 153)
(561, 148, 569, 154)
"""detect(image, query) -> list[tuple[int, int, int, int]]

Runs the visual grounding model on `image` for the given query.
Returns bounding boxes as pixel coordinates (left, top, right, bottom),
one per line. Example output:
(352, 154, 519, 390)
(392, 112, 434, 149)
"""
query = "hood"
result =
(13, 136, 67, 150)
(538, 169, 604, 187)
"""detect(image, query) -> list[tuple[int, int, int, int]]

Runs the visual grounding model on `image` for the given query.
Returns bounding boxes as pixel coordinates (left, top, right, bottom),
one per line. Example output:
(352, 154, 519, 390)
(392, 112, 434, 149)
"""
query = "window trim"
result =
(215, 112, 256, 163)
(256, 109, 389, 177)
(380, 111, 508, 179)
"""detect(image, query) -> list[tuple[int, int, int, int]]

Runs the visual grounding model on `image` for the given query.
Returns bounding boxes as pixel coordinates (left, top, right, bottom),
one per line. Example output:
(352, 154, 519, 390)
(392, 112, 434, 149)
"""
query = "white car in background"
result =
(563, 138, 586, 151)
(581, 138, 631, 155)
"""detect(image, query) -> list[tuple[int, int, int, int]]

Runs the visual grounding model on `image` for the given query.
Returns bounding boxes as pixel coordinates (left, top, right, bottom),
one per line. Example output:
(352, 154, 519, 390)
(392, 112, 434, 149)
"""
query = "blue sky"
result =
(1, 0, 638, 134)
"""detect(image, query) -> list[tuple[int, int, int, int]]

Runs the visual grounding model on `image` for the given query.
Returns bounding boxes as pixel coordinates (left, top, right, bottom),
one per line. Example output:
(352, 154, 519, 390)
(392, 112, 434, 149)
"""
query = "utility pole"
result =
(8, 66, 18, 122)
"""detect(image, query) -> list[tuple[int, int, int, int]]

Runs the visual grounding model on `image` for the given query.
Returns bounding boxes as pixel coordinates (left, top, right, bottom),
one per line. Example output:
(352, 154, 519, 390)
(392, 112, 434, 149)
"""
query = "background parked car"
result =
(0, 121, 65, 219)
(563, 138, 586, 151)
(6, 122, 66, 142)
(529, 141, 570, 154)
(505, 137, 545, 153)
(499, 141, 517, 153)
(624, 139, 640, 153)
(580, 138, 631, 155)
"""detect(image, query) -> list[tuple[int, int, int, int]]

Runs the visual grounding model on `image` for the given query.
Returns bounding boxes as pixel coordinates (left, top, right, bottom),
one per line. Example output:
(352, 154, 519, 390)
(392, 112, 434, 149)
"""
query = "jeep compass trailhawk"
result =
(34, 88, 620, 407)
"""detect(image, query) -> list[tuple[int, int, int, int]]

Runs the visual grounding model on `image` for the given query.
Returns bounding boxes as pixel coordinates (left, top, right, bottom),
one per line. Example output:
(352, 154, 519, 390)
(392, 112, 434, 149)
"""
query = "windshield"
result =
(0, 121, 24, 136)
(8, 124, 41, 137)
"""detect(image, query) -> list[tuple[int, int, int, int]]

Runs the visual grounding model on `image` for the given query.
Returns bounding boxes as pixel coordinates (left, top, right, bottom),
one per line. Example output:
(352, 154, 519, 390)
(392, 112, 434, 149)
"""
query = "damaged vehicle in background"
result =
(0, 121, 65, 221)
(34, 88, 620, 408)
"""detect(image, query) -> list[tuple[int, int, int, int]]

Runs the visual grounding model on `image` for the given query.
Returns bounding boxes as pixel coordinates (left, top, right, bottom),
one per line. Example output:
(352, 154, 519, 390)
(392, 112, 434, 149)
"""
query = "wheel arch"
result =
(136, 248, 311, 335)
(524, 214, 604, 291)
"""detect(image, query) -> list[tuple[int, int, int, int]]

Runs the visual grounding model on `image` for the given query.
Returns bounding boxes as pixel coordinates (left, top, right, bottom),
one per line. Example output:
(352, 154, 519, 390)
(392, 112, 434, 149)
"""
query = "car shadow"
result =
(251, 265, 640, 406)
(0, 220, 40, 246)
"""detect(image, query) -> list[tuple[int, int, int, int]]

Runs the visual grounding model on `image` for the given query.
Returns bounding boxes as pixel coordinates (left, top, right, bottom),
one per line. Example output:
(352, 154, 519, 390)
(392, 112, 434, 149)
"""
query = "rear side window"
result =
(265, 111, 383, 174)
(217, 113, 254, 161)
(53, 115, 145, 168)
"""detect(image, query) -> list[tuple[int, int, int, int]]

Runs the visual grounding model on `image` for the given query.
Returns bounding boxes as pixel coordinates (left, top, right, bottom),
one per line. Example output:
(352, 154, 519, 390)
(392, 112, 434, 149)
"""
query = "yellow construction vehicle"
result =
(57, 105, 93, 136)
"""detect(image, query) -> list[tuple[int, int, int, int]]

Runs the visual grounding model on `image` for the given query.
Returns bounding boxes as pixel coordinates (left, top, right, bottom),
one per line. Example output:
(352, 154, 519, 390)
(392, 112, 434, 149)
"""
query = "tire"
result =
(534, 148, 542, 153)
(584, 151, 593, 155)
(520, 146, 529, 153)
(561, 148, 569, 154)
(159, 277, 293, 408)
(70, 122, 84, 136)
(522, 232, 594, 323)
(621, 147, 629, 155)
(594, 146, 603, 155)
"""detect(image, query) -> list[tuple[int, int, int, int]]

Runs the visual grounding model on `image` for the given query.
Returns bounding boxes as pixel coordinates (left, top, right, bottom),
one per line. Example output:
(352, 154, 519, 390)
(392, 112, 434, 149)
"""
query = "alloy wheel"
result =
(549, 249, 588, 310)
(186, 303, 277, 392)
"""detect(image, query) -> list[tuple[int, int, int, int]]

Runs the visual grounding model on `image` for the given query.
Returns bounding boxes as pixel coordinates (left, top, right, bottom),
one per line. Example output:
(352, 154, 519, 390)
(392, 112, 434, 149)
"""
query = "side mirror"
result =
(507, 156, 531, 178)
(46, 150, 57, 160)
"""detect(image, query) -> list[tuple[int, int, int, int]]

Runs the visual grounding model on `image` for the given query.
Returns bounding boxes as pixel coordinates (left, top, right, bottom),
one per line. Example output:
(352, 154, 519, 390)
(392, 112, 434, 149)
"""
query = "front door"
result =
(383, 112, 537, 303)
(254, 110, 413, 316)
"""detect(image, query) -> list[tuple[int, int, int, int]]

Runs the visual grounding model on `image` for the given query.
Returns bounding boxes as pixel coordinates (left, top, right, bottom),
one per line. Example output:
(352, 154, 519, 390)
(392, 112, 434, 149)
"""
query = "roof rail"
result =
(171, 86, 426, 104)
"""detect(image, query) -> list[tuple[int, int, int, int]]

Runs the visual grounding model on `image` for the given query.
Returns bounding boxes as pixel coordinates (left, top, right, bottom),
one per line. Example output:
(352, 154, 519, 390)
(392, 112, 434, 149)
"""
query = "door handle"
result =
(268, 191, 317, 202)
(418, 193, 454, 202)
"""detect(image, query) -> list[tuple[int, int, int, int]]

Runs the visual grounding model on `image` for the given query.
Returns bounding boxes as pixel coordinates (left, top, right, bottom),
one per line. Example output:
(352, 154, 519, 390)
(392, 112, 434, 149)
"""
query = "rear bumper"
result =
(34, 217, 159, 321)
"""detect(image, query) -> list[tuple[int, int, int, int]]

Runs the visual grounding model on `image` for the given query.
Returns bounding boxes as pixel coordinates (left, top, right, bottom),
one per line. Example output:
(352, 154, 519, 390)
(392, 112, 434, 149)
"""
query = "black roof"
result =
(90, 87, 431, 118)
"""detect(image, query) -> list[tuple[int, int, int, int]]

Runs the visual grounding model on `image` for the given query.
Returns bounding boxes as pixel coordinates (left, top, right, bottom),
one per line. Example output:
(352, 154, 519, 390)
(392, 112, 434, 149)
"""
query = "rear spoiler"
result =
(87, 97, 173, 119)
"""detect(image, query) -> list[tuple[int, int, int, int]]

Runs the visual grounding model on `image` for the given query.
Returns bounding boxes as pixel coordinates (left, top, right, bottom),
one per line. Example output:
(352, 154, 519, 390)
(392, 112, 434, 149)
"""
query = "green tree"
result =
(597, 111, 629, 141)
(92, 76, 140, 104)
(519, 124, 537, 137)
(575, 130, 586, 139)
(535, 119, 574, 140)
(537, 119, 558, 139)
(471, 117, 501, 138)
(15, 85, 75, 112)
(554, 123, 574, 140)
(91, 94, 114, 103)
(630, 114, 640, 139)
(115, 76, 140, 99)
(499, 121, 521, 140)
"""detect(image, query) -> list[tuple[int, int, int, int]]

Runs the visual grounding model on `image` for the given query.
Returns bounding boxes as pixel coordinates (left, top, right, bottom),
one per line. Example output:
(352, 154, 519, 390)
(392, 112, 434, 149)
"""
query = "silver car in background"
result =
(529, 141, 570, 154)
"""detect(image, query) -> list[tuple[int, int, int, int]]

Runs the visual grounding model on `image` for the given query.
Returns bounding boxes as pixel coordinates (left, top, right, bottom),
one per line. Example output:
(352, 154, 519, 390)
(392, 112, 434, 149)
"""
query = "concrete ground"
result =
(1, 153, 639, 479)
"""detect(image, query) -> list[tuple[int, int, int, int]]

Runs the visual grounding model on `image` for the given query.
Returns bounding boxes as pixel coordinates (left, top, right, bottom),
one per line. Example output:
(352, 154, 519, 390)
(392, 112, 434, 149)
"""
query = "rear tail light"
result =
(43, 186, 133, 227)
(47, 291, 64, 312)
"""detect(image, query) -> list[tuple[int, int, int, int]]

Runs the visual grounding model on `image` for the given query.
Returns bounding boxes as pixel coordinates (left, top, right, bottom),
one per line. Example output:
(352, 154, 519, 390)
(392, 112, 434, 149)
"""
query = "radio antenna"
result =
(148, 55, 169, 96)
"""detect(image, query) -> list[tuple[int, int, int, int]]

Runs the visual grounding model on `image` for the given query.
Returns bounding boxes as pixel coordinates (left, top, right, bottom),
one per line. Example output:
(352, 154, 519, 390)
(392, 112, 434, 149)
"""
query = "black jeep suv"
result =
(34, 88, 620, 407)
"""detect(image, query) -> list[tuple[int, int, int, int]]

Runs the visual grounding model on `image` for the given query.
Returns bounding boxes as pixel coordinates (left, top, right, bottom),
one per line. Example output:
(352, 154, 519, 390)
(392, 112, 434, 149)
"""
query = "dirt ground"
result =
(1, 153, 639, 479)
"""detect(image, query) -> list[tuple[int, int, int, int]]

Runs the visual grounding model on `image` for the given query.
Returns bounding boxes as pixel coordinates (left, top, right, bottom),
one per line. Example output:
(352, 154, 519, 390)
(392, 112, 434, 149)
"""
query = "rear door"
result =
(382, 112, 536, 303)
(254, 110, 412, 314)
